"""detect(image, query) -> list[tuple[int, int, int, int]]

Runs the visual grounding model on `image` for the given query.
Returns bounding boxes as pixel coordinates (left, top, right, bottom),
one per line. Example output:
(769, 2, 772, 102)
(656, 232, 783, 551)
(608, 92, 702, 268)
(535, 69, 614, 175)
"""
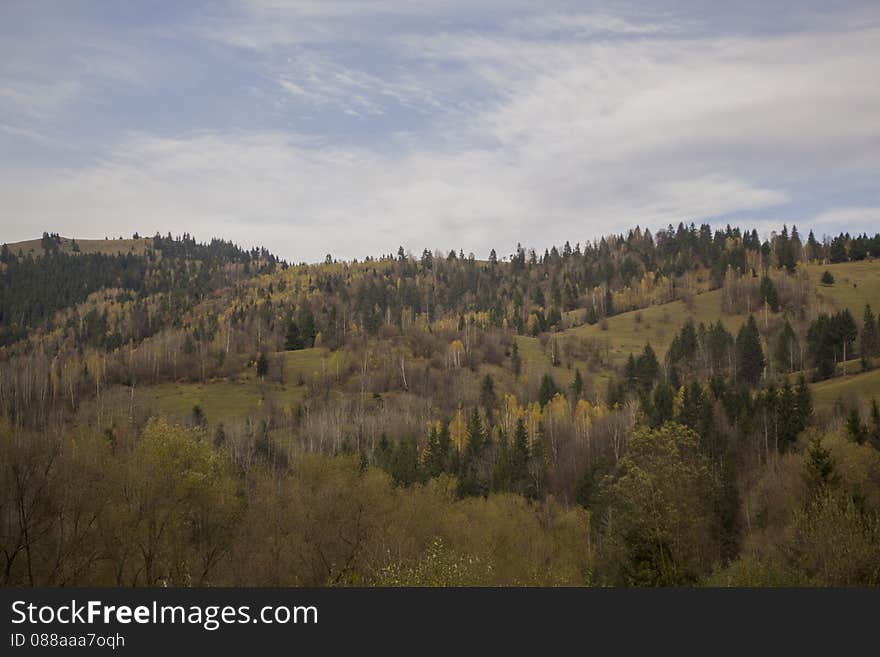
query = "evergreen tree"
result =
(539, 374, 558, 407)
(511, 341, 522, 377)
(794, 374, 813, 431)
(760, 275, 779, 312)
(571, 368, 584, 400)
(777, 378, 798, 452)
(804, 436, 838, 498)
(465, 408, 485, 458)
(846, 407, 866, 444)
(736, 315, 764, 385)
(870, 399, 880, 450)
(635, 343, 659, 393)
(285, 317, 302, 350)
(624, 353, 638, 391)
(511, 419, 530, 490)
(806, 229, 819, 260)
(650, 382, 675, 427)
(256, 353, 269, 380)
(861, 304, 879, 358)
(424, 424, 443, 477)
(480, 374, 497, 426)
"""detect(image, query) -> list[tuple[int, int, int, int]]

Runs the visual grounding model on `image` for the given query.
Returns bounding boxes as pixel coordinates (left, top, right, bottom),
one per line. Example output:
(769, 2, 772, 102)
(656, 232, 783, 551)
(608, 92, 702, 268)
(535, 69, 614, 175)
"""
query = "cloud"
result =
(812, 207, 880, 235)
(0, 128, 786, 262)
(1, 3, 879, 261)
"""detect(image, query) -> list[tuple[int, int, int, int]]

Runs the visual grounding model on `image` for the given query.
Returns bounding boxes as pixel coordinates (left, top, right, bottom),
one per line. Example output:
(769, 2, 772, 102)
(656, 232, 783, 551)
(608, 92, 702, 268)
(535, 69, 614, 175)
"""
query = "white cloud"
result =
(2, 4, 879, 261)
(812, 207, 880, 234)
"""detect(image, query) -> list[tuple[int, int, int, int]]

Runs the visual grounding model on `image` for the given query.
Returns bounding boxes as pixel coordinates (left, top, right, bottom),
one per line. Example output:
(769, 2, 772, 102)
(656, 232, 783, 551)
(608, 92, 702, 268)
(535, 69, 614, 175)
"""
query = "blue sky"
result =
(1, 1, 879, 262)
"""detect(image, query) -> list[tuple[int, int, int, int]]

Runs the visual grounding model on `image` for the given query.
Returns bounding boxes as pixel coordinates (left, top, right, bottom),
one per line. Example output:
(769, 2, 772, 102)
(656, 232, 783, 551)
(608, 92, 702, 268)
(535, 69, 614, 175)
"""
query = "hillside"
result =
(4, 235, 153, 257)
(3, 224, 880, 587)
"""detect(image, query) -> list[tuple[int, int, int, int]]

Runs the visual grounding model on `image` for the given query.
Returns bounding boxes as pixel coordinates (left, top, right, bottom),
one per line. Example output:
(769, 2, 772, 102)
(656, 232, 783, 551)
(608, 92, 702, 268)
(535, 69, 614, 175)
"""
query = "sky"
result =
(1, 1, 879, 263)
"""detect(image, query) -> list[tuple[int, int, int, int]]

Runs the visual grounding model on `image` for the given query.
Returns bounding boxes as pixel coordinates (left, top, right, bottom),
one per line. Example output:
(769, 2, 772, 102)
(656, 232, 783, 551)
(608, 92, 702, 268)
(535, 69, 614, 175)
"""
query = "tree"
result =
(597, 423, 717, 586)
(635, 343, 659, 393)
(511, 341, 522, 378)
(794, 374, 813, 431)
(861, 305, 879, 359)
(870, 399, 880, 450)
(571, 368, 584, 400)
(808, 314, 837, 380)
(834, 309, 858, 374)
(821, 270, 835, 286)
(846, 408, 866, 444)
(806, 230, 819, 260)
(736, 315, 764, 385)
(804, 435, 838, 498)
(285, 318, 302, 350)
(539, 374, 558, 407)
(480, 374, 497, 425)
(511, 419, 530, 491)
(774, 319, 798, 374)
(760, 275, 779, 312)
(465, 408, 485, 459)
(256, 353, 269, 380)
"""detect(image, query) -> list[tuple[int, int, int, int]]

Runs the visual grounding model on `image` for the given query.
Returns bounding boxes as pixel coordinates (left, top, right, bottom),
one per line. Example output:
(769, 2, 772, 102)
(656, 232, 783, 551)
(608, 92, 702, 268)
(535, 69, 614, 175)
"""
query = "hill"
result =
(3, 224, 880, 587)
(4, 235, 153, 257)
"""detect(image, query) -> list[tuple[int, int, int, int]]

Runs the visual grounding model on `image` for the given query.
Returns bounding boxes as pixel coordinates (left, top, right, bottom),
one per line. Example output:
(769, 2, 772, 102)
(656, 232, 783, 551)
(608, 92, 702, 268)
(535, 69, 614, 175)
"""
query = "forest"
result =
(2, 224, 880, 586)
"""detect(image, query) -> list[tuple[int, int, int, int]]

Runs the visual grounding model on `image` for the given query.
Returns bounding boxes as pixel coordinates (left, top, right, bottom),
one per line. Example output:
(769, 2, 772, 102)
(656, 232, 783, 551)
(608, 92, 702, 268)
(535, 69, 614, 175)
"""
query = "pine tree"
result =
(794, 374, 813, 432)
(256, 353, 269, 380)
(480, 374, 497, 425)
(777, 378, 798, 452)
(539, 374, 558, 407)
(760, 275, 779, 312)
(806, 229, 819, 261)
(424, 425, 443, 477)
(804, 436, 838, 498)
(870, 399, 880, 449)
(285, 318, 302, 350)
(511, 418, 530, 490)
(511, 341, 522, 377)
(650, 382, 675, 427)
(465, 408, 485, 458)
(736, 315, 765, 385)
(635, 343, 659, 393)
(571, 368, 584, 399)
(624, 353, 637, 391)
(846, 407, 866, 444)
(861, 304, 879, 358)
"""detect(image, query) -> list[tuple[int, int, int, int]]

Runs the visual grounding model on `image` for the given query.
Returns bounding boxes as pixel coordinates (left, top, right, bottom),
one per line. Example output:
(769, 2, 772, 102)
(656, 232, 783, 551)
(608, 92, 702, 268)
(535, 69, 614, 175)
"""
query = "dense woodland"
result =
(2, 224, 880, 586)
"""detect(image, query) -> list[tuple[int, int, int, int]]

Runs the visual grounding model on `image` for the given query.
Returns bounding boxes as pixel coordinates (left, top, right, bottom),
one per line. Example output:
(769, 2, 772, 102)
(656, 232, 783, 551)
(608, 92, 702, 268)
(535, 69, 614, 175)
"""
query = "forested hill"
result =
(3, 223, 880, 587)
(0, 232, 280, 346)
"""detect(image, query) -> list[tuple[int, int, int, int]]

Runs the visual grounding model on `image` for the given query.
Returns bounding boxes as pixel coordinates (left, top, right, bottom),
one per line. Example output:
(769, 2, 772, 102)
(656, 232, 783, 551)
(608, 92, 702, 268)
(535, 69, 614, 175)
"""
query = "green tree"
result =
(760, 275, 779, 312)
(804, 435, 839, 498)
(571, 368, 584, 400)
(511, 419, 530, 491)
(861, 305, 879, 358)
(480, 374, 497, 426)
(846, 408, 866, 444)
(539, 374, 558, 407)
(511, 341, 522, 378)
(774, 319, 798, 373)
(256, 353, 269, 380)
(736, 315, 764, 385)
(598, 423, 717, 586)
(635, 343, 659, 393)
